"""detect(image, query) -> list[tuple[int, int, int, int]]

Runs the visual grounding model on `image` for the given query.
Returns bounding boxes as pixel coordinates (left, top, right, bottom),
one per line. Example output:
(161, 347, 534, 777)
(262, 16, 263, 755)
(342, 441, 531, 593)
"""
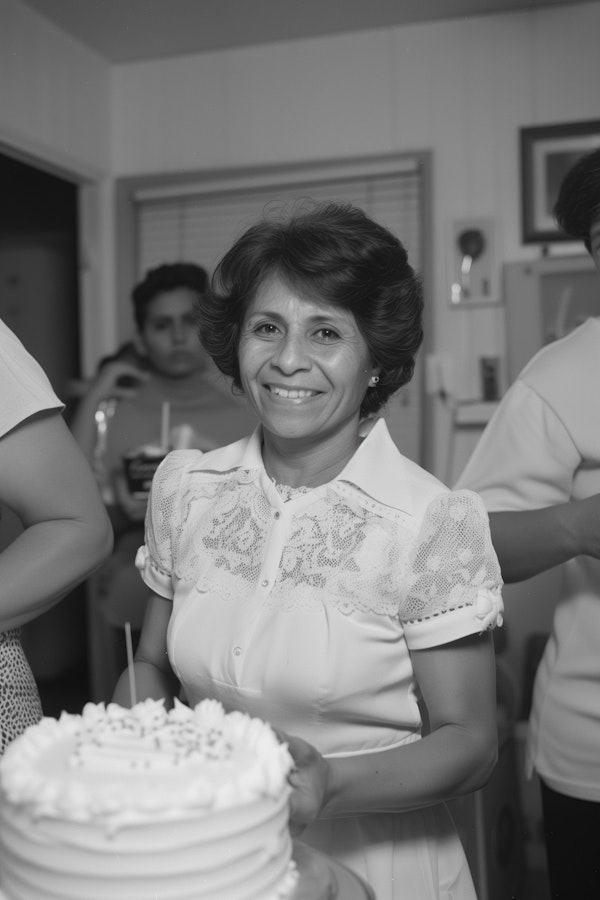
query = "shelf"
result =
(453, 400, 499, 426)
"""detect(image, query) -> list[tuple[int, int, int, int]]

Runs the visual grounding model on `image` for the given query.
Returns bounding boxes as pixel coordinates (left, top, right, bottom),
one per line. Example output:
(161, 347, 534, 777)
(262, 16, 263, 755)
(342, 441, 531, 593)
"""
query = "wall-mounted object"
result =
(503, 255, 597, 384)
(448, 217, 499, 307)
(520, 119, 600, 244)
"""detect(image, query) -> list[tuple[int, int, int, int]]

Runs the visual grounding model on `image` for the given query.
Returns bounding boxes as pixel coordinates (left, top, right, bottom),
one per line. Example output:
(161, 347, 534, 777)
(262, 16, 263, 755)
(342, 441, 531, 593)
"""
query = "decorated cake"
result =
(0, 698, 298, 900)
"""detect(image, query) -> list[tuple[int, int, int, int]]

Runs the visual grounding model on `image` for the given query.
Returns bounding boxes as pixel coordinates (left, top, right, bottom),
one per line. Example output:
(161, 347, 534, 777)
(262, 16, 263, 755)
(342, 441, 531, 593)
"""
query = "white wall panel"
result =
(1, 0, 110, 176)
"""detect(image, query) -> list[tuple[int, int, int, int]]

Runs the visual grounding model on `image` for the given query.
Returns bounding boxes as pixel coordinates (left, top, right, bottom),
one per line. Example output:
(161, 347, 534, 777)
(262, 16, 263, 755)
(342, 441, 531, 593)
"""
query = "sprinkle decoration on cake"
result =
(0, 698, 298, 900)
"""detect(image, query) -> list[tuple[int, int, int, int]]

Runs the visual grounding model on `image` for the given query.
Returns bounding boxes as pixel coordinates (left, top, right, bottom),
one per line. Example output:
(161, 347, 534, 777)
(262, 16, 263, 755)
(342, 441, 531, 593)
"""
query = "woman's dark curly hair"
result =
(197, 201, 423, 418)
(554, 147, 600, 252)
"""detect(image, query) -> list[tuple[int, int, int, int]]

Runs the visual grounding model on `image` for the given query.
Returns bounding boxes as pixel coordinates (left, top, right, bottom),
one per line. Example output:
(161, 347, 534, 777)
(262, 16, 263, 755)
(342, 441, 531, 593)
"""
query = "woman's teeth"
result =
(269, 386, 316, 399)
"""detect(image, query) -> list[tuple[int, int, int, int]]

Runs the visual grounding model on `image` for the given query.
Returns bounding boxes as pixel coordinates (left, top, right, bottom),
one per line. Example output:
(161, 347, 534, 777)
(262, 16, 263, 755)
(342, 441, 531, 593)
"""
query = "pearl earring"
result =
(369, 375, 380, 387)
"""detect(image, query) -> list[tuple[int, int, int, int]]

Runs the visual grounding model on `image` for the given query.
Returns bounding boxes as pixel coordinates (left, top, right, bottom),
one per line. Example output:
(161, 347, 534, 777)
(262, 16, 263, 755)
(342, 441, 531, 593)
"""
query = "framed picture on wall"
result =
(520, 119, 600, 244)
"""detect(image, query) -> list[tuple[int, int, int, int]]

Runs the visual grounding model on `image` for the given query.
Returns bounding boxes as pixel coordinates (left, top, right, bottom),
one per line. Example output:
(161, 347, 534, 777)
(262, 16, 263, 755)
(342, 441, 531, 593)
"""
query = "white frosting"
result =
(0, 699, 297, 900)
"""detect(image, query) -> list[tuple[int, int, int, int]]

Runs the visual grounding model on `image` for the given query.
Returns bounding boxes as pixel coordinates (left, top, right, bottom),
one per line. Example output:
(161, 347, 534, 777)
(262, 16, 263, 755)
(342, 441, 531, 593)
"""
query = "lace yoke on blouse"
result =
(141, 453, 503, 630)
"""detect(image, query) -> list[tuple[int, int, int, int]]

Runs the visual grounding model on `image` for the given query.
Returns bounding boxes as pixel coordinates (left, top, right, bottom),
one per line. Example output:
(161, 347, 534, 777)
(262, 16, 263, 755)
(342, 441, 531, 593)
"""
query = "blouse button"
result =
(261, 579, 269, 587)
(274, 511, 280, 519)
(233, 646, 242, 657)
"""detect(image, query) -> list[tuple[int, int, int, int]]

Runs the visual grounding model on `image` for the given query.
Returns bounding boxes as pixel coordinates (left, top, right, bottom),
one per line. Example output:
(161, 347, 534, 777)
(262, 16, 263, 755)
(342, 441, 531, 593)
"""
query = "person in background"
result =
(0, 318, 112, 753)
(114, 202, 503, 900)
(71, 263, 256, 690)
(455, 147, 600, 899)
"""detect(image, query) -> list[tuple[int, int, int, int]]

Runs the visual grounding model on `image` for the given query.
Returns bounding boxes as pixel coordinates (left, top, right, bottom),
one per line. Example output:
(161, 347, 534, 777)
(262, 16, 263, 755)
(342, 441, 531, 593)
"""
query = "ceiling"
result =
(20, 0, 582, 63)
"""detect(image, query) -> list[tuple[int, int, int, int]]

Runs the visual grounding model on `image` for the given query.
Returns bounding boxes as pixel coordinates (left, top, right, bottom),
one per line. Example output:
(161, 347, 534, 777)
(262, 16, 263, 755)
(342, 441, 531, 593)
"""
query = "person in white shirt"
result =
(456, 147, 600, 898)
(114, 201, 503, 900)
(0, 319, 112, 752)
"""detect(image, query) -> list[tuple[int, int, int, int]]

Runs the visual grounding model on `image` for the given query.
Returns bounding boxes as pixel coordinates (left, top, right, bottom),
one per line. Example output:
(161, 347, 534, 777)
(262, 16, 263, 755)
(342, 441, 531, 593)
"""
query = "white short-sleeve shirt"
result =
(0, 318, 63, 437)
(457, 317, 600, 801)
(138, 418, 503, 755)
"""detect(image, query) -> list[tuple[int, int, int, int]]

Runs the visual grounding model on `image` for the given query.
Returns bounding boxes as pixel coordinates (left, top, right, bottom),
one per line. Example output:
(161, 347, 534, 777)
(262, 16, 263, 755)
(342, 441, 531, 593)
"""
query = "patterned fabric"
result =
(0, 629, 42, 754)
(143, 451, 503, 628)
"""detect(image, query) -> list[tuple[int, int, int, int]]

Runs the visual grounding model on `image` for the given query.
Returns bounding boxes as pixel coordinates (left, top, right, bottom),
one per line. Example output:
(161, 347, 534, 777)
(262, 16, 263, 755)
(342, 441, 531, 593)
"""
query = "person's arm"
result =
(285, 632, 497, 831)
(488, 494, 600, 582)
(112, 592, 180, 706)
(0, 410, 113, 631)
(456, 378, 588, 584)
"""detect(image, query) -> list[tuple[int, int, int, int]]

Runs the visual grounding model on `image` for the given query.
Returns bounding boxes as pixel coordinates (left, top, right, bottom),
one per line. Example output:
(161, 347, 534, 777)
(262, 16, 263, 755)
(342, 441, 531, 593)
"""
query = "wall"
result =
(0, 0, 109, 175)
(109, 2, 600, 479)
(0, 0, 114, 368)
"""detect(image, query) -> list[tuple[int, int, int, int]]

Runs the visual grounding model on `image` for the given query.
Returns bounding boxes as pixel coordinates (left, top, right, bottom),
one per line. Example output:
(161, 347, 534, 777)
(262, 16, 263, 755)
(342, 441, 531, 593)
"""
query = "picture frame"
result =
(520, 120, 600, 244)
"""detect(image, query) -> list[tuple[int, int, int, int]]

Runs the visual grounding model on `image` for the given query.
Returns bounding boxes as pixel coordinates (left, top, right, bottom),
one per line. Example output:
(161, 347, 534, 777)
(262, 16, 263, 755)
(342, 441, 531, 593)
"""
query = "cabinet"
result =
(504, 255, 597, 385)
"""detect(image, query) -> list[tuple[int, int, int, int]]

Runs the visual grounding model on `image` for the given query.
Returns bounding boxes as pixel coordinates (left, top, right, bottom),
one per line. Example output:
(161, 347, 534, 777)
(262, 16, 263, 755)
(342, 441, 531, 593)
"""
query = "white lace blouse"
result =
(136, 419, 503, 754)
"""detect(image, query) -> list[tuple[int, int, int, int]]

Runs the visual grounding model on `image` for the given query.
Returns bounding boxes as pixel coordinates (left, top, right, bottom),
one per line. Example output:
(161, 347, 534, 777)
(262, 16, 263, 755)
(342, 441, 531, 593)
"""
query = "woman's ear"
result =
(369, 366, 381, 387)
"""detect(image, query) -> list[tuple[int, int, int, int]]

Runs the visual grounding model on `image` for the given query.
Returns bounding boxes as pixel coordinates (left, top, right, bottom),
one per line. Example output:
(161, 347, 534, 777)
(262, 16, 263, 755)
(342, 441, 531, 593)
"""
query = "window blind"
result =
(134, 162, 424, 462)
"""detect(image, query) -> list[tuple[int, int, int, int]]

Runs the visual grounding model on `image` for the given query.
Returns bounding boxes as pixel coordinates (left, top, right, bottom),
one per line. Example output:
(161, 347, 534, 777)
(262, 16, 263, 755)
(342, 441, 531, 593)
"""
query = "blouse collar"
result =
(201, 417, 444, 518)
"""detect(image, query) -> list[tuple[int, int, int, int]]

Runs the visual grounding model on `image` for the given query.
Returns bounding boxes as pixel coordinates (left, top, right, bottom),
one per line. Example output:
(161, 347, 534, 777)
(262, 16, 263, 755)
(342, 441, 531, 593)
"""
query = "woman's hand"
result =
(280, 733, 329, 836)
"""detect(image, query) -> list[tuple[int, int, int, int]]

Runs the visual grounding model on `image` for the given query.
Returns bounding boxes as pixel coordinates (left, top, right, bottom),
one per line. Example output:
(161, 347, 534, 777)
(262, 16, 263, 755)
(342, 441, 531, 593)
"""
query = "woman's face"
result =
(138, 287, 207, 379)
(238, 275, 377, 448)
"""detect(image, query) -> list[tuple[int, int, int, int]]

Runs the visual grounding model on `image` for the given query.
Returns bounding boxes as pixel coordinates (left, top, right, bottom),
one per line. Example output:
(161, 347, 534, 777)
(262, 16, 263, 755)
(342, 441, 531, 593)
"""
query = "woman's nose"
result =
(272, 333, 310, 372)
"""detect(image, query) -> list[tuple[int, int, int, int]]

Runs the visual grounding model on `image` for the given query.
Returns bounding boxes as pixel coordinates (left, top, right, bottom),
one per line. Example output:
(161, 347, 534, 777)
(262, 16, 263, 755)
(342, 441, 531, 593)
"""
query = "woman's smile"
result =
(266, 384, 321, 400)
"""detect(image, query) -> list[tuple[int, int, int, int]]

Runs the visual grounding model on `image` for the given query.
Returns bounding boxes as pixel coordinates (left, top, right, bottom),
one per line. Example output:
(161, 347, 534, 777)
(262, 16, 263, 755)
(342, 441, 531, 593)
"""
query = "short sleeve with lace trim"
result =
(400, 490, 503, 650)
(135, 449, 200, 599)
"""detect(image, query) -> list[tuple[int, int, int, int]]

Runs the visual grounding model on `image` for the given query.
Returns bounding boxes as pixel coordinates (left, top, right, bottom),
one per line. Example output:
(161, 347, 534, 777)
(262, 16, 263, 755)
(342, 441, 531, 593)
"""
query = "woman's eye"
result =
(315, 328, 340, 342)
(255, 323, 280, 336)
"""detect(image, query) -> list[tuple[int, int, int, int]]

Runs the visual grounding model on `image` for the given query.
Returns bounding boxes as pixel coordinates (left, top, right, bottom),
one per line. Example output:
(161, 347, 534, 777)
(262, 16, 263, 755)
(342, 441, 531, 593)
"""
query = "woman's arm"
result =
(286, 632, 497, 830)
(112, 592, 180, 706)
(489, 495, 600, 583)
(0, 410, 113, 631)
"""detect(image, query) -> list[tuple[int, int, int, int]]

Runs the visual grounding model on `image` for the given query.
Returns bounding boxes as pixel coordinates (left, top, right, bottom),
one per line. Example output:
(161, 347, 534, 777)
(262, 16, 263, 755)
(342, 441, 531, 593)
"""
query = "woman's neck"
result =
(261, 431, 362, 489)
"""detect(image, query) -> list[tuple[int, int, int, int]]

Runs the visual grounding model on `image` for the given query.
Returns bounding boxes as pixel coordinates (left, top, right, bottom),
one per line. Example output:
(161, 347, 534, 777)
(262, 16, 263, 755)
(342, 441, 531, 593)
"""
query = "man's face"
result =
(138, 288, 207, 379)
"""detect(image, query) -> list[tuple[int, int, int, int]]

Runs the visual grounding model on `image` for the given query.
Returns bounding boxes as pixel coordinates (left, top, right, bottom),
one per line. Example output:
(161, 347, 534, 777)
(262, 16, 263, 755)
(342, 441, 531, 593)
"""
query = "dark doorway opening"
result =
(0, 151, 80, 398)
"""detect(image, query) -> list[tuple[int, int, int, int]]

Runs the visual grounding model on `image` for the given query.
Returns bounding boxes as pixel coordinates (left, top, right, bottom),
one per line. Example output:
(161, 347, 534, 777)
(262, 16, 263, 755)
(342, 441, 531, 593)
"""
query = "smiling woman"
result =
(238, 278, 377, 477)
(113, 200, 504, 900)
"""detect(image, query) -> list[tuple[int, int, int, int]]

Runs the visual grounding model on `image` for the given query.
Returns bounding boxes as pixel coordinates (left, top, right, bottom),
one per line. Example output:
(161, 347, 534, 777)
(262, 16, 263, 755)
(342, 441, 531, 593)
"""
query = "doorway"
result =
(0, 150, 86, 700)
(0, 151, 80, 400)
